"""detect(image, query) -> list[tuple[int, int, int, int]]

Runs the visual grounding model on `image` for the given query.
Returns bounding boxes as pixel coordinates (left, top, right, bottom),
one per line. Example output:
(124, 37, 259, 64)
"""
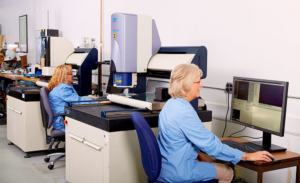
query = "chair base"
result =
(44, 153, 65, 170)
(46, 152, 65, 158)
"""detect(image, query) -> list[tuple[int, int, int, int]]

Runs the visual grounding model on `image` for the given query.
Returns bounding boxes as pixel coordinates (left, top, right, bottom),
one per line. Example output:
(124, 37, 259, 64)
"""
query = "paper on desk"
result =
(36, 81, 48, 87)
(17, 52, 27, 56)
(107, 94, 153, 110)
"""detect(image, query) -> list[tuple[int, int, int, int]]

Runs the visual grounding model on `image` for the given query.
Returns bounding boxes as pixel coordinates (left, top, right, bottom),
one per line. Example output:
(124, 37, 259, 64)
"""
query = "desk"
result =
(0, 73, 40, 83)
(221, 137, 300, 183)
(0, 73, 41, 93)
(3, 74, 53, 157)
(64, 104, 212, 183)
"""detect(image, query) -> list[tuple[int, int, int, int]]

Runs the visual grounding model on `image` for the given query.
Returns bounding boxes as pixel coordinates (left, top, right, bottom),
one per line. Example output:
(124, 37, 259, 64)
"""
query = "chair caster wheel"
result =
(48, 164, 54, 170)
(44, 157, 50, 162)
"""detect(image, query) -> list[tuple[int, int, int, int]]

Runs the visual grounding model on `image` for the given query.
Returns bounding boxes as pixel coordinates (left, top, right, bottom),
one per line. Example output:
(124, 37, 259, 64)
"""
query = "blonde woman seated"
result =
(48, 65, 94, 132)
(157, 63, 273, 183)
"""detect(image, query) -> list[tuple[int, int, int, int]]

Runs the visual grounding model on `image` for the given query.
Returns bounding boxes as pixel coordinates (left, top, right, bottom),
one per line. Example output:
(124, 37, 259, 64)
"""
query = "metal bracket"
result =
(67, 99, 109, 107)
(46, 136, 52, 144)
(101, 108, 148, 118)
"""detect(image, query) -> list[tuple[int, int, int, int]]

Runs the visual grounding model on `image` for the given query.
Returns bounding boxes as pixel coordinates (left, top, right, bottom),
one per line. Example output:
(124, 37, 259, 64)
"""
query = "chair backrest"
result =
(40, 87, 53, 129)
(130, 112, 161, 182)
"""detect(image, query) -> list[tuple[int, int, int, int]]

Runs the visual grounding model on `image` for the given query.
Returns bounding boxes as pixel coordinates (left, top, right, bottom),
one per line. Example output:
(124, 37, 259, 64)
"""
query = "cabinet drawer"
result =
(7, 106, 23, 115)
(7, 96, 24, 113)
(67, 132, 104, 183)
(67, 117, 104, 148)
(69, 133, 102, 150)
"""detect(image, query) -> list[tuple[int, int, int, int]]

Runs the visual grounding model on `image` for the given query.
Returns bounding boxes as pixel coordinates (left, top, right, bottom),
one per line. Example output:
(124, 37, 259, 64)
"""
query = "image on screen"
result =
(232, 79, 284, 133)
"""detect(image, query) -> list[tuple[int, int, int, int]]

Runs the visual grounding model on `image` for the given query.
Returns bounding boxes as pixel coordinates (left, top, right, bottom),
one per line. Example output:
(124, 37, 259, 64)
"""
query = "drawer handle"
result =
(8, 107, 14, 111)
(84, 140, 102, 150)
(69, 134, 83, 142)
(14, 109, 22, 114)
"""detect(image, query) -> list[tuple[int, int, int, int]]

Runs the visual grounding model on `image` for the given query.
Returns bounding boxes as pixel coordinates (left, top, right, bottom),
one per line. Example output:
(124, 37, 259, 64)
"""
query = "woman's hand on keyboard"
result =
(246, 151, 274, 162)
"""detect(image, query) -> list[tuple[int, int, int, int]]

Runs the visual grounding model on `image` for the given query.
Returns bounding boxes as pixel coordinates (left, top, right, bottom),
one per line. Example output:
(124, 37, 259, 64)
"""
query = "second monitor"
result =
(230, 76, 288, 152)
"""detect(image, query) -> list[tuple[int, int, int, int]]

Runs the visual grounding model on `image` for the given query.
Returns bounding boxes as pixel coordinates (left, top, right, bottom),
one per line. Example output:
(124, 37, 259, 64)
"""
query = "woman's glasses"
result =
(193, 81, 201, 85)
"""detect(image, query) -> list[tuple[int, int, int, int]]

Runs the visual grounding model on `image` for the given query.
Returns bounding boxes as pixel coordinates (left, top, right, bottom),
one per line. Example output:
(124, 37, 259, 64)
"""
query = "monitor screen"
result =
(19, 15, 28, 53)
(231, 77, 288, 136)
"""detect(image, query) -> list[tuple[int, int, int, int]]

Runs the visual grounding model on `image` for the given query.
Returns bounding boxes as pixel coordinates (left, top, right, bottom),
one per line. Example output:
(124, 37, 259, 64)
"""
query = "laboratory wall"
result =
(0, 0, 101, 70)
(1, 0, 300, 182)
(102, 0, 300, 182)
(0, 0, 36, 62)
(102, 0, 300, 97)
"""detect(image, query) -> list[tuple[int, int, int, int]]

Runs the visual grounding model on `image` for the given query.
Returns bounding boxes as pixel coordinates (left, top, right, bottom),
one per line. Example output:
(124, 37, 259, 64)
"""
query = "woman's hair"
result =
(48, 65, 72, 91)
(168, 63, 203, 98)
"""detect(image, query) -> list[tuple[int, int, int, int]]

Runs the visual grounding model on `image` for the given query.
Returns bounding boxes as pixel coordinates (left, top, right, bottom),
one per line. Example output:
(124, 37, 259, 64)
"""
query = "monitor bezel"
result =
(230, 76, 288, 137)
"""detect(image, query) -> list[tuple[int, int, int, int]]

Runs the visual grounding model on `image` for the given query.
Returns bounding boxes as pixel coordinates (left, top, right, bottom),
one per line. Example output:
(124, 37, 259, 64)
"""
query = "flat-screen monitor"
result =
(19, 15, 28, 53)
(230, 76, 288, 152)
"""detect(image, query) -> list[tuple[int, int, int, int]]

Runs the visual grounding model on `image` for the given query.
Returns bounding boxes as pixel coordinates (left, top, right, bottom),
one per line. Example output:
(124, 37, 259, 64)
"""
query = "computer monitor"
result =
(230, 76, 288, 152)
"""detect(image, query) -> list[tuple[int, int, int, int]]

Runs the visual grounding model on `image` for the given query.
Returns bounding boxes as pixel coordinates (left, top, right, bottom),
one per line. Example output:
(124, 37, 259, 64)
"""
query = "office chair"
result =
(130, 112, 218, 183)
(40, 87, 65, 170)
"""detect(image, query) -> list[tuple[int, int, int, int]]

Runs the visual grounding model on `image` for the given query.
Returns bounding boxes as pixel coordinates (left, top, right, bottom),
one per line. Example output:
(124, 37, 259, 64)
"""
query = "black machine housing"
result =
(67, 48, 98, 96)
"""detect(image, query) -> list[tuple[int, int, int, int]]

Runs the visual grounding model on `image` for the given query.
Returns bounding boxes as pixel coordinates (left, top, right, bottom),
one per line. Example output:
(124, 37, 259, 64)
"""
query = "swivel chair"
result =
(40, 87, 65, 170)
(130, 112, 218, 183)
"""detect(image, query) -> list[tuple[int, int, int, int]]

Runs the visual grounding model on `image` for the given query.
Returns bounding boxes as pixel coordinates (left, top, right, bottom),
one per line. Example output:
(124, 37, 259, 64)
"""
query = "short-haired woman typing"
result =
(157, 63, 273, 183)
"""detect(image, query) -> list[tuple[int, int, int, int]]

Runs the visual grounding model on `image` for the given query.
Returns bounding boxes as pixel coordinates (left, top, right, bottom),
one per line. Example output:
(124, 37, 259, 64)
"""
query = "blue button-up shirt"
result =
(49, 83, 93, 132)
(157, 97, 243, 183)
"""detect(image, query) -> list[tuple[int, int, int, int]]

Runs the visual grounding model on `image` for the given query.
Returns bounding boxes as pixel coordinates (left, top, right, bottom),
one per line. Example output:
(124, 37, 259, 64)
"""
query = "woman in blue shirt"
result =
(48, 65, 95, 132)
(157, 63, 273, 183)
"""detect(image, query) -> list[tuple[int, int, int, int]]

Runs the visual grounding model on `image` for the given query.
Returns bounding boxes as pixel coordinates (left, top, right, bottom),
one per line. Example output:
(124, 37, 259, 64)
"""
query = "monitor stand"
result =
(246, 132, 287, 152)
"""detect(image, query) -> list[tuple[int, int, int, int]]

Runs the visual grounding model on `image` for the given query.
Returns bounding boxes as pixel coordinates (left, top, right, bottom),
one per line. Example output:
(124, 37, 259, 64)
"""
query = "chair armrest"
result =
(54, 113, 66, 117)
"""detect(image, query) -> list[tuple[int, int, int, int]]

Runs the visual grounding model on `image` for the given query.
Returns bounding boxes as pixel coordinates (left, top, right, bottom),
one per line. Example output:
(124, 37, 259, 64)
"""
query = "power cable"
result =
(229, 136, 263, 139)
(228, 127, 246, 137)
(222, 89, 230, 138)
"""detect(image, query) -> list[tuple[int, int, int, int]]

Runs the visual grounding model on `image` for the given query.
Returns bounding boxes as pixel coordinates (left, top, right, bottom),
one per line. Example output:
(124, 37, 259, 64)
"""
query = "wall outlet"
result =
(226, 82, 233, 93)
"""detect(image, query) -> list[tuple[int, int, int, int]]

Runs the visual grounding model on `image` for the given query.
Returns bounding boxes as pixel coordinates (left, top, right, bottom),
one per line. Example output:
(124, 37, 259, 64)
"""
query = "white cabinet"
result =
(204, 122, 212, 132)
(6, 95, 60, 152)
(68, 134, 104, 183)
(65, 117, 158, 183)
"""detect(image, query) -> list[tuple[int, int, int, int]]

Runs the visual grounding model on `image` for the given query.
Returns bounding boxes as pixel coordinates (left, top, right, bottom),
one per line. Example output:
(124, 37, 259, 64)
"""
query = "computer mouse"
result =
(267, 155, 274, 161)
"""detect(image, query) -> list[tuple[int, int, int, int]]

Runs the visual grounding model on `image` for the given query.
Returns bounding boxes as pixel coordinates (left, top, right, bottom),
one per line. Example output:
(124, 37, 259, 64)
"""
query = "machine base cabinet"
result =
(203, 122, 211, 132)
(7, 96, 63, 152)
(65, 117, 158, 183)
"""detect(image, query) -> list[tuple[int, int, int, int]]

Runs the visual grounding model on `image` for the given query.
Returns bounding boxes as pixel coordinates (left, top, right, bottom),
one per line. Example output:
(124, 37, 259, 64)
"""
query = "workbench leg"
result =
(24, 153, 31, 158)
(296, 161, 300, 183)
(257, 171, 263, 183)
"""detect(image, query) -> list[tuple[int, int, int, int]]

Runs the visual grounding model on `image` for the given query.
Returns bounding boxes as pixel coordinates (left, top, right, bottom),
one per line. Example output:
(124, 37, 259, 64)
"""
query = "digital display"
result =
(231, 78, 286, 134)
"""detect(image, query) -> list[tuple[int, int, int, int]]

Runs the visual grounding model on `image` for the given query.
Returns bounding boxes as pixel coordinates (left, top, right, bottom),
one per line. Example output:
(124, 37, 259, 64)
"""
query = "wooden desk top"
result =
(0, 73, 40, 83)
(18, 76, 40, 83)
(0, 73, 20, 79)
(221, 137, 300, 166)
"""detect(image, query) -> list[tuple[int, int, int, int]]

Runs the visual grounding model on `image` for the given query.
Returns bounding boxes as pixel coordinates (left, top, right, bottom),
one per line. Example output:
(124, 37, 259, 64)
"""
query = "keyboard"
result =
(221, 139, 258, 153)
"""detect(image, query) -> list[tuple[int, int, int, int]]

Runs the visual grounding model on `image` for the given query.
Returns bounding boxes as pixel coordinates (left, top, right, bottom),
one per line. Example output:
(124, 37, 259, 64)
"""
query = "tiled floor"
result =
(0, 125, 68, 183)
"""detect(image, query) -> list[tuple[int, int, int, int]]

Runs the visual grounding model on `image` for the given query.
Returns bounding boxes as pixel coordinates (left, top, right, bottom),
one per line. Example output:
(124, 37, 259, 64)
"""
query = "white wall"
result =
(0, 0, 100, 69)
(1, 0, 300, 182)
(102, 0, 300, 97)
(102, 1, 300, 182)
(0, 0, 36, 62)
